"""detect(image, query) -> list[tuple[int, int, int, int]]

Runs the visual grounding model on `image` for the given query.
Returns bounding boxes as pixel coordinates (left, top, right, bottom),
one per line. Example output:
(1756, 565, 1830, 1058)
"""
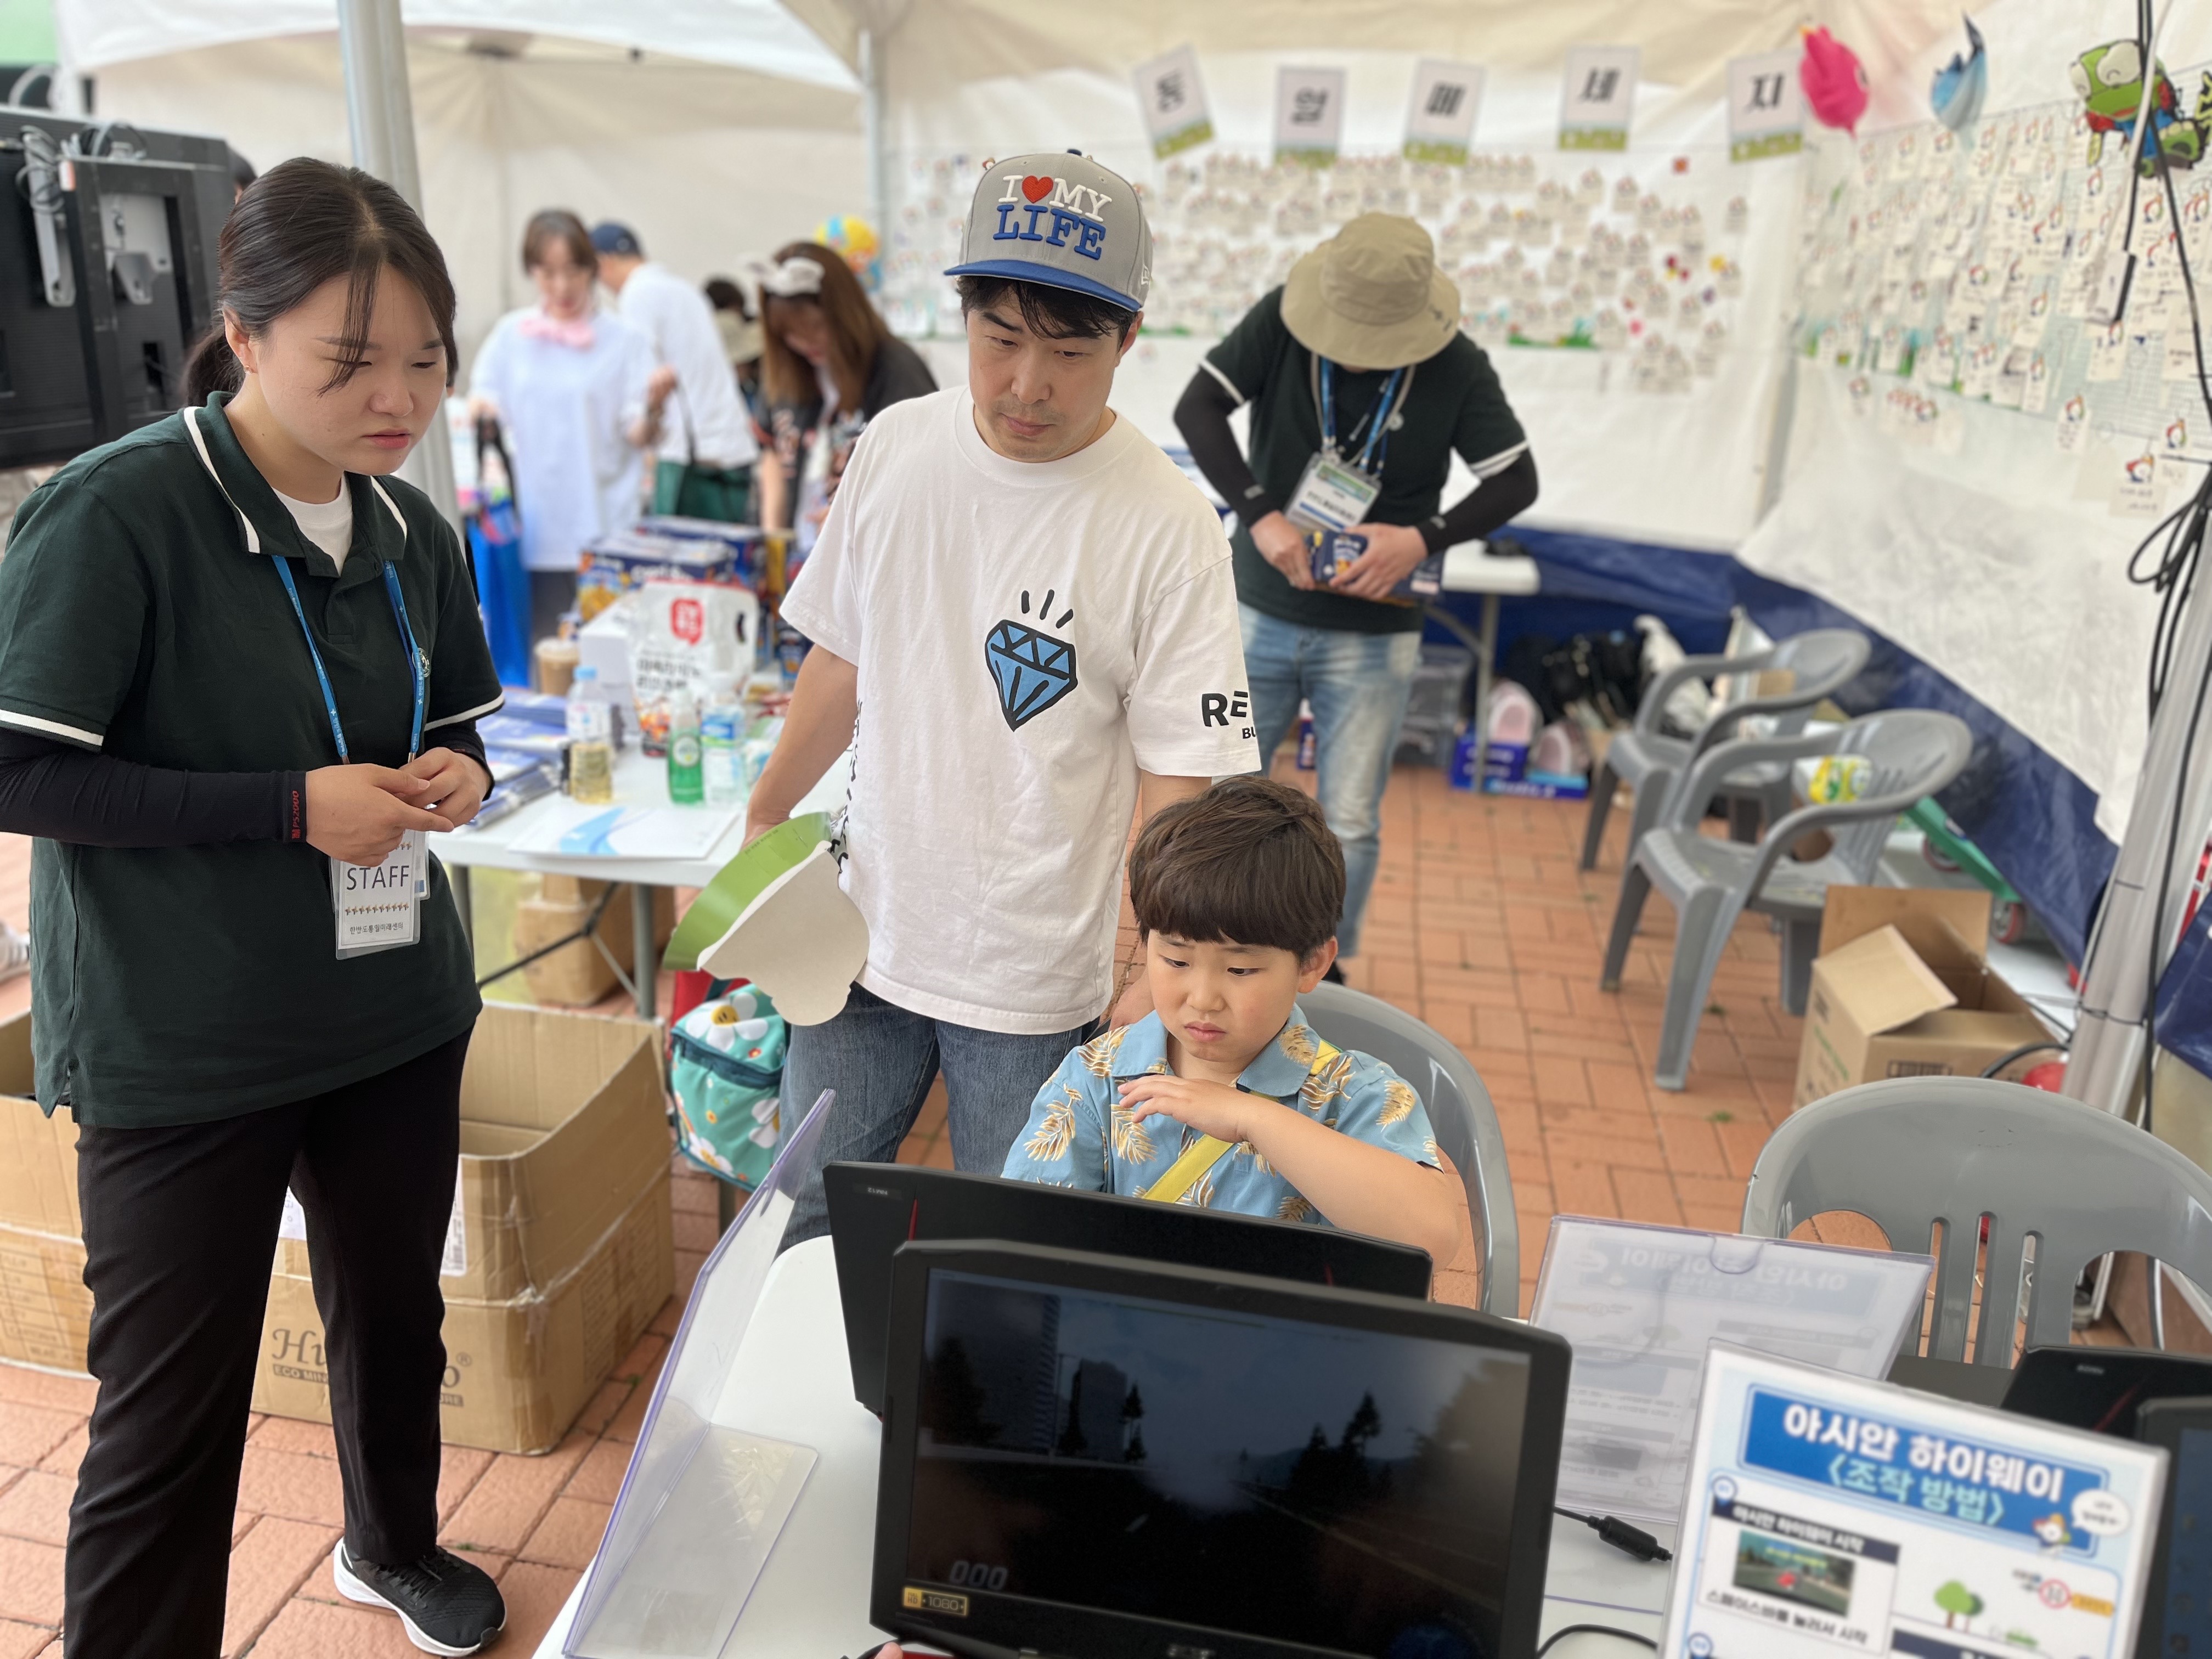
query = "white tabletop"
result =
(1438, 544, 1542, 597)
(535, 1238, 1671, 1658)
(433, 749, 850, 891)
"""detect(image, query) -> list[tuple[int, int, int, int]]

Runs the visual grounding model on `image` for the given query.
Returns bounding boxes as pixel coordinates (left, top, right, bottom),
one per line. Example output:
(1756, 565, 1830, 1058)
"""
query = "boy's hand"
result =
(1118, 1075, 1256, 1142)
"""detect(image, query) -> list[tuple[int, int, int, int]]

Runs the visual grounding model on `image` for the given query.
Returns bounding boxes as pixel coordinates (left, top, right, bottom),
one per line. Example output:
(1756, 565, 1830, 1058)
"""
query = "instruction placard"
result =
(1530, 1217, 1933, 1522)
(1663, 1346, 2165, 1658)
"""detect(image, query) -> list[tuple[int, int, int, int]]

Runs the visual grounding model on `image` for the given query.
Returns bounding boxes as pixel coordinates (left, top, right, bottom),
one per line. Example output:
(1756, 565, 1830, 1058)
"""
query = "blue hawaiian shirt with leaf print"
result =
(1000, 1005, 1438, 1227)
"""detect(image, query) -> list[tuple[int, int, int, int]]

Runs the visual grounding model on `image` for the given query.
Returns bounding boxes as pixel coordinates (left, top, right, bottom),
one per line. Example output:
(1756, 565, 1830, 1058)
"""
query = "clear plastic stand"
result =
(1528, 1216, 1934, 1524)
(565, 1091, 833, 1658)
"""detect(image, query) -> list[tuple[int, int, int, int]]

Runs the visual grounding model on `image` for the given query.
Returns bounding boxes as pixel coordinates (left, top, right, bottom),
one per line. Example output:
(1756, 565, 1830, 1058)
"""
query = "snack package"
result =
(1302, 528, 1446, 600)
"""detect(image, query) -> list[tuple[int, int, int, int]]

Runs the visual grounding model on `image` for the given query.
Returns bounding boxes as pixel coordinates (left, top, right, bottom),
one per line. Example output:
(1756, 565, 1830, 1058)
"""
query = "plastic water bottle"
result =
(667, 694, 704, 805)
(700, 675, 744, 807)
(565, 665, 615, 804)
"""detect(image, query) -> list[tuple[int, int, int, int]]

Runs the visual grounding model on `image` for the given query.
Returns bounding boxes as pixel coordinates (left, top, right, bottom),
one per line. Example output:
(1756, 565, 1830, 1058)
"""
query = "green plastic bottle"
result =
(667, 694, 704, 805)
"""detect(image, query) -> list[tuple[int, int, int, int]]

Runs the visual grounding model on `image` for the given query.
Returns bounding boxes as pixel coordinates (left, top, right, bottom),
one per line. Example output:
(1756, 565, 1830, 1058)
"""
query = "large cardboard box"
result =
(257, 1005, 674, 1452)
(0, 1015, 91, 1374)
(1793, 887, 2051, 1109)
(0, 1006, 674, 1454)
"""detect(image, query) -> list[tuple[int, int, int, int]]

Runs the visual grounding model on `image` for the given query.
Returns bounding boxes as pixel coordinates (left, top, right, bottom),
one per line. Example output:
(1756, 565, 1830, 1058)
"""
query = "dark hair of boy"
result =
(520, 207, 596, 276)
(703, 275, 751, 319)
(1128, 776, 1346, 960)
(955, 273, 1137, 345)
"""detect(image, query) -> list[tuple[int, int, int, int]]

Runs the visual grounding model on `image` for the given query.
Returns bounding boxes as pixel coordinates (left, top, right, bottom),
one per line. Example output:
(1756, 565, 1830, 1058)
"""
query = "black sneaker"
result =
(332, 1541, 507, 1655)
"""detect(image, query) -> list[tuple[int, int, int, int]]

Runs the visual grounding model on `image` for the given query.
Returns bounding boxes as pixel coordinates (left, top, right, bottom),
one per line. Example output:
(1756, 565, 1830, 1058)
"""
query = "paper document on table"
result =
(510, 802, 738, 861)
(1529, 1217, 1933, 1523)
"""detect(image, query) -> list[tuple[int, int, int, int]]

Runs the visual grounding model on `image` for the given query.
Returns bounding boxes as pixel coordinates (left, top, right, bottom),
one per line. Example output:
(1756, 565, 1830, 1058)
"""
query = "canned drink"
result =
(1296, 702, 1317, 771)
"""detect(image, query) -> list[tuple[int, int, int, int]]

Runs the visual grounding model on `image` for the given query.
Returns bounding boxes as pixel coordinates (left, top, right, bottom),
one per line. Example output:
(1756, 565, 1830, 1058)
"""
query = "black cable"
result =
(1554, 1505, 1672, 1562)
(1536, 1624, 1658, 1656)
(1980, 1041, 2067, 1080)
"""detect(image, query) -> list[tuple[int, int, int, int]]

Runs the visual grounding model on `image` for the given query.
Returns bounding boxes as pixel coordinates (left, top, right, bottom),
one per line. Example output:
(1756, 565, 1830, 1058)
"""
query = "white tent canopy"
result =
(57, 0, 872, 370)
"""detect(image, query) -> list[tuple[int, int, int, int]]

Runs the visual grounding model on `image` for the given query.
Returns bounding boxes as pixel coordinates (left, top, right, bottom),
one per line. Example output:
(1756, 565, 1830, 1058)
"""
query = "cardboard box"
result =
(512, 882, 675, 1007)
(258, 1005, 675, 1452)
(1793, 887, 2050, 1109)
(0, 1018, 92, 1374)
(0, 1005, 675, 1453)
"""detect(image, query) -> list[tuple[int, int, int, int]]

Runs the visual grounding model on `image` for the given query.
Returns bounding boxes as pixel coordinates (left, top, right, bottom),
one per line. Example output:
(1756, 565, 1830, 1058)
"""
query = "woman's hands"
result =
(305, 761, 457, 866)
(401, 747, 489, 830)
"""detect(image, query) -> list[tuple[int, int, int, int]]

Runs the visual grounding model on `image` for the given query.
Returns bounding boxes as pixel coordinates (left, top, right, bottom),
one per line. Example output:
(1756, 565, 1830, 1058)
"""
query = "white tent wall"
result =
(69, 26, 867, 376)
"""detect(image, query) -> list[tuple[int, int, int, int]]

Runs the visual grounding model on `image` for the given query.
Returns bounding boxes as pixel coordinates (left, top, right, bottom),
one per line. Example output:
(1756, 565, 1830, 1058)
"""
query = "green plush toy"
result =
(2070, 41, 2210, 174)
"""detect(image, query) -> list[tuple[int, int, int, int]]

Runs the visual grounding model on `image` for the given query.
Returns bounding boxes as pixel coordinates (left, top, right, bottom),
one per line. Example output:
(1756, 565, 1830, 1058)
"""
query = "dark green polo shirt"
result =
(0, 393, 504, 1126)
(1205, 286, 1529, 635)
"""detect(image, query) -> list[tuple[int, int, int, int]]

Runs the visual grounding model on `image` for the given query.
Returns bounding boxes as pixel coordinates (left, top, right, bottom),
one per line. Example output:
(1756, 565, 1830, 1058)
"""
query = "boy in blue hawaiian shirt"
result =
(1002, 777, 1460, 1264)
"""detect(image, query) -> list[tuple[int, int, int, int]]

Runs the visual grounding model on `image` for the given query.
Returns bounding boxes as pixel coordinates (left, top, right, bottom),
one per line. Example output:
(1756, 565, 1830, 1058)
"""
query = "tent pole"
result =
(336, 0, 462, 528)
(861, 24, 890, 257)
(2064, 563, 2212, 1126)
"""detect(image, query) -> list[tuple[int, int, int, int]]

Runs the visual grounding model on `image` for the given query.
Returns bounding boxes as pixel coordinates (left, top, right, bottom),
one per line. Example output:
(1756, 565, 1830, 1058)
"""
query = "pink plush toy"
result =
(1799, 26, 1870, 135)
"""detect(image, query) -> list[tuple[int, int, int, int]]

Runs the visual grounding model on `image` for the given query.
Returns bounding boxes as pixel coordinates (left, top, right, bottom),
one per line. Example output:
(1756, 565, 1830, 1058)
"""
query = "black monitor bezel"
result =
(2133, 1393, 2212, 1659)
(871, 1239, 1569, 1659)
(825, 1160, 1435, 1415)
(2001, 1344, 2212, 1437)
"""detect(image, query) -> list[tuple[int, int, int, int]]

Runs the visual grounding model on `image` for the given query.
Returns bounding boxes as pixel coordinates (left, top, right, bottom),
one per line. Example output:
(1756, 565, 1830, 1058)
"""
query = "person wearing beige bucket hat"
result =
(1176, 213, 1539, 972)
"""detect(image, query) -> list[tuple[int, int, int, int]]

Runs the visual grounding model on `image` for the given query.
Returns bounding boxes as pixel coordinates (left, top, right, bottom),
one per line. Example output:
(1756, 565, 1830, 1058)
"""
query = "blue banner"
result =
(1741, 1387, 2106, 1549)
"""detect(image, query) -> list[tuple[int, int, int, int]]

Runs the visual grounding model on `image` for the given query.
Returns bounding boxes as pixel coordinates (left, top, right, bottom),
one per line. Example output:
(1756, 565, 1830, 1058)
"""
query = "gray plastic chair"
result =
(1742, 1076, 2212, 1365)
(1579, 628, 1872, 872)
(1600, 707, 1974, 1091)
(1301, 980, 1519, 1313)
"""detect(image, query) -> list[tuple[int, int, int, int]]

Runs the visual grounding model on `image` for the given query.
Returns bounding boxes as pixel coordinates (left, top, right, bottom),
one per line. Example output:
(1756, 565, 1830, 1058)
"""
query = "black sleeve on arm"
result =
(0, 729, 302, 847)
(1418, 450, 1539, 554)
(437, 720, 494, 795)
(1173, 370, 1280, 523)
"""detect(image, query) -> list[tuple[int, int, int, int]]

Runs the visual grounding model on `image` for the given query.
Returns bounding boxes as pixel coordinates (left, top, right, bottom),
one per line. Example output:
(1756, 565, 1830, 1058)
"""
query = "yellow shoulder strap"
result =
(1139, 1038, 1341, 1205)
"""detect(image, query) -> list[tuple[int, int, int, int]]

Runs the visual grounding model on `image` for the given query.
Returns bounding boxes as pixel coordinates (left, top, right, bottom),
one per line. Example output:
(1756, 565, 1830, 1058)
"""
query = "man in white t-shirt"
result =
(592, 223, 760, 519)
(747, 150, 1257, 1244)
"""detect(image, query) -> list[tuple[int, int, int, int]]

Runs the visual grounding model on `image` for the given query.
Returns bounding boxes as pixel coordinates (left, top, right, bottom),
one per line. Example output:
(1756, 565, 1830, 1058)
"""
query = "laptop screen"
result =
(904, 1267, 1533, 1658)
(2149, 1424, 2212, 1654)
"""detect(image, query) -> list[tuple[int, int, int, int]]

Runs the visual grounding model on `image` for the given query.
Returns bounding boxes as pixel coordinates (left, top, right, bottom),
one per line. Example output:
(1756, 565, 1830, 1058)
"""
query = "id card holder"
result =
(1284, 450, 1382, 535)
(331, 831, 425, 958)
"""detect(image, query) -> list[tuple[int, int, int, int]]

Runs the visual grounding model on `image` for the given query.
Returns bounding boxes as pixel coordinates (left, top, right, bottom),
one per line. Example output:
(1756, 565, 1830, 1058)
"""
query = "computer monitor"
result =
(2001, 1345, 2212, 1438)
(2136, 1396, 2212, 1659)
(825, 1162, 1435, 1415)
(872, 1240, 1570, 1659)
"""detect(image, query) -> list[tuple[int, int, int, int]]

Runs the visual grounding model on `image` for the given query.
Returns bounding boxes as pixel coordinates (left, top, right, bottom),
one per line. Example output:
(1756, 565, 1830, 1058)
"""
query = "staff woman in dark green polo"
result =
(0, 160, 509, 1657)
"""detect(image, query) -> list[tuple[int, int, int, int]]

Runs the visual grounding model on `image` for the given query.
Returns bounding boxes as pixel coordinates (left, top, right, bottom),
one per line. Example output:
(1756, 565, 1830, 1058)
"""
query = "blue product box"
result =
(1483, 770, 1592, 800)
(1305, 529, 1446, 598)
(1448, 735, 1527, 792)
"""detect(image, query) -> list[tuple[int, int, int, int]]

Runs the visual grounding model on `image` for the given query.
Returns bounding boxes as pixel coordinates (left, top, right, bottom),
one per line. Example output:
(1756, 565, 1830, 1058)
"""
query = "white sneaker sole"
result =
(330, 1543, 504, 1656)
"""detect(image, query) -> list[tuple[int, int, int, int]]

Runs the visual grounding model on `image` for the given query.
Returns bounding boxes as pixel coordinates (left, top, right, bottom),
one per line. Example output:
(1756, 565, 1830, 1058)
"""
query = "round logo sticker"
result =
(2039, 1577, 2072, 1609)
(2073, 1488, 2132, 1536)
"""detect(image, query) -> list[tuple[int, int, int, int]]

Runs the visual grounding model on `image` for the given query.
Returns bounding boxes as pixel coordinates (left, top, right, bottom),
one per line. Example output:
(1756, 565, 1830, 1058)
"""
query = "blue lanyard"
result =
(271, 555, 425, 764)
(1319, 360, 1404, 475)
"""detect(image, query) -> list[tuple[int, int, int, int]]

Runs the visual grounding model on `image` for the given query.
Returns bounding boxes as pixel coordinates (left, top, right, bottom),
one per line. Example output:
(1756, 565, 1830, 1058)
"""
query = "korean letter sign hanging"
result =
(1274, 66, 1346, 167)
(1404, 58, 1485, 166)
(1560, 46, 1639, 151)
(1134, 45, 1213, 159)
(1729, 47, 1805, 161)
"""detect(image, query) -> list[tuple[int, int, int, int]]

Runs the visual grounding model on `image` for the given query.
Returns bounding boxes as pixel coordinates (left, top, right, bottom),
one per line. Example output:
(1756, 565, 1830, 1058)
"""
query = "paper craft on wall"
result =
(1134, 45, 1214, 160)
(1274, 66, 1346, 167)
(1560, 46, 1639, 151)
(2069, 42, 2210, 174)
(662, 813, 870, 1026)
(1728, 47, 1804, 162)
(1799, 27, 1869, 137)
(1404, 58, 1484, 166)
(1930, 15, 1988, 132)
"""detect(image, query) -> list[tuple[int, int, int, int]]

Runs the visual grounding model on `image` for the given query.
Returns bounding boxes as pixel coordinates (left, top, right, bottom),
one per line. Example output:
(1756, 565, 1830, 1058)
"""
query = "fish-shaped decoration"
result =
(1800, 27, 1870, 136)
(1930, 15, 1988, 132)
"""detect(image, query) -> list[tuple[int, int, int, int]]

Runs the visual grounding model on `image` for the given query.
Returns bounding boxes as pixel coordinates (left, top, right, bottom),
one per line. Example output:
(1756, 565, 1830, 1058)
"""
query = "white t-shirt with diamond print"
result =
(781, 386, 1257, 1033)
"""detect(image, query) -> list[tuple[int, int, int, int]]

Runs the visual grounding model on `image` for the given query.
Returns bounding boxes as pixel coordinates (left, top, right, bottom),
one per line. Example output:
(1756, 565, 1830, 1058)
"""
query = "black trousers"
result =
(64, 1030, 472, 1659)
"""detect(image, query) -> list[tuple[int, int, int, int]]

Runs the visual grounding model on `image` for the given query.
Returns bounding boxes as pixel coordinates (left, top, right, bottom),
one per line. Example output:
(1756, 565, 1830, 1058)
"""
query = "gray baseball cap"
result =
(945, 149, 1151, 313)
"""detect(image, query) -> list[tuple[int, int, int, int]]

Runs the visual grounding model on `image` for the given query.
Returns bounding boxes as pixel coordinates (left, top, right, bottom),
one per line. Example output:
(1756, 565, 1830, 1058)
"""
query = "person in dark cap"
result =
(590, 222, 758, 521)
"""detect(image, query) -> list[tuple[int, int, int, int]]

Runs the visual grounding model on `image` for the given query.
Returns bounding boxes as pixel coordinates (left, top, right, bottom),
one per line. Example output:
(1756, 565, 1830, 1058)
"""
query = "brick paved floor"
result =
(0, 772, 1915, 1651)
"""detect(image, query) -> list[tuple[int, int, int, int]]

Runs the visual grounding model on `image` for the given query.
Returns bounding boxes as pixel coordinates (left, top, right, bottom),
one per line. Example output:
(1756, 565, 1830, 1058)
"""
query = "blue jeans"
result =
(1240, 605, 1422, 957)
(778, 984, 1094, 1248)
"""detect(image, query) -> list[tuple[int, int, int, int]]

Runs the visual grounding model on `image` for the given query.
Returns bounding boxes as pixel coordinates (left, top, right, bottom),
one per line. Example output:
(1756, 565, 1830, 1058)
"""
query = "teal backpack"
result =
(668, 984, 788, 1191)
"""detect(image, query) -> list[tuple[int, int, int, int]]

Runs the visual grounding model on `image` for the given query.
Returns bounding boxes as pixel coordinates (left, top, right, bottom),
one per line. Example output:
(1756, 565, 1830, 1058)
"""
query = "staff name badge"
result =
(1285, 452, 1381, 534)
(1728, 47, 1804, 161)
(1560, 46, 1639, 151)
(1405, 58, 1485, 166)
(332, 831, 425, 958)
(1134, 45, 1214, 160)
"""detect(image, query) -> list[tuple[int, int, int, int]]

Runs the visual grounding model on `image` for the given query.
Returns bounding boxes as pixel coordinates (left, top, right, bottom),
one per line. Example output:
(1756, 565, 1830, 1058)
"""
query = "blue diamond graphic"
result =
(985, 618, 1078, 731)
